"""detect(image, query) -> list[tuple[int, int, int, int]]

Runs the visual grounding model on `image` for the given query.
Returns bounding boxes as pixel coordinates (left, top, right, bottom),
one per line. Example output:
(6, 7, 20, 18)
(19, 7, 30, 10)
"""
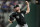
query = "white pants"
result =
(16, 24, 28, 27)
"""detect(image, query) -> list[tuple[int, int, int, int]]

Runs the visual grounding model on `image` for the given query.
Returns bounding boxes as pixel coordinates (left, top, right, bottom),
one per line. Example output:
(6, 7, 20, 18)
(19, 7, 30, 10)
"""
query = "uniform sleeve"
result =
(9, 13, 16, 21)
(21, 11, 26, 14)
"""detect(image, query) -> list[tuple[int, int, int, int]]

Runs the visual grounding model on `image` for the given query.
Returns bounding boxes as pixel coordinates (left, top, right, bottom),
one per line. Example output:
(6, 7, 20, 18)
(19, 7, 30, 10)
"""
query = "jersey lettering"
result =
(21, 13, 24, 17)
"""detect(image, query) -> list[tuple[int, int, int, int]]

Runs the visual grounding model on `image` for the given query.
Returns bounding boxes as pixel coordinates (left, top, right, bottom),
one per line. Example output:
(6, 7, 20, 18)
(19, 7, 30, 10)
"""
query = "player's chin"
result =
(16, 10, 19, 11)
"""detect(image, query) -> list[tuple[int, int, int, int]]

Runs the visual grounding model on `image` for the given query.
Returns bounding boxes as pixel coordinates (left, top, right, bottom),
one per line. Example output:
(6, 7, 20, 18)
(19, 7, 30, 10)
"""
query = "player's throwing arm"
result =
(25, 1, 30, 14)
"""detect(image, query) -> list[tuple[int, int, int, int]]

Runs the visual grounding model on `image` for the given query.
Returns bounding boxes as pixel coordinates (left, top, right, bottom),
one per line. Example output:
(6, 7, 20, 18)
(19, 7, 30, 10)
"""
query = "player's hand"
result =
(8, 19, 13, 23)
(25, 1, 29, 5)
(8, 20, 13, 23)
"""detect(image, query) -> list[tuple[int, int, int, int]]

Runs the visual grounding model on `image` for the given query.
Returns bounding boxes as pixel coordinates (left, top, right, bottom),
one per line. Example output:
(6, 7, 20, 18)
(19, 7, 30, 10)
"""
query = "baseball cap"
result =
(14, 5, 19, 8)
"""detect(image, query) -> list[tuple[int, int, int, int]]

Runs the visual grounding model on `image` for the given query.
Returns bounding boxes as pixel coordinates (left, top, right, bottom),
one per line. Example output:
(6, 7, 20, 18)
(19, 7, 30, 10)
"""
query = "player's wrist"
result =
(27, 4, 29, 7)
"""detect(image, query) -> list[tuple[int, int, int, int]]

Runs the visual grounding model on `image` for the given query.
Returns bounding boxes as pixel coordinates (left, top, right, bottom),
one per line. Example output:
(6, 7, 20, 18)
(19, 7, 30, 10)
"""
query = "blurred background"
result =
(0, 0, 40, 27)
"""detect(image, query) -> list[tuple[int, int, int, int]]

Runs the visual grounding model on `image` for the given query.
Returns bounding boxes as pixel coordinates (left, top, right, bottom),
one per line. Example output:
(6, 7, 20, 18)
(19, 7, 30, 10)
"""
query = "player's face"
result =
(15, 7, 20, 11)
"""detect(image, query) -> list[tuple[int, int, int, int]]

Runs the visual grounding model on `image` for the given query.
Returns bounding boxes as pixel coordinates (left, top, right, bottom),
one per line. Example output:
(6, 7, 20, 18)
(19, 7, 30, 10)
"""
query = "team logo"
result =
(16, 16, 19, 19)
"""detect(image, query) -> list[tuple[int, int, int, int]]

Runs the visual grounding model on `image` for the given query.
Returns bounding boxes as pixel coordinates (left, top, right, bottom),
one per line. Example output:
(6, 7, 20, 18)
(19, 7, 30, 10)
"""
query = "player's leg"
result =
(23, 24, 28, 27)
(16, 24, 20, 27)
